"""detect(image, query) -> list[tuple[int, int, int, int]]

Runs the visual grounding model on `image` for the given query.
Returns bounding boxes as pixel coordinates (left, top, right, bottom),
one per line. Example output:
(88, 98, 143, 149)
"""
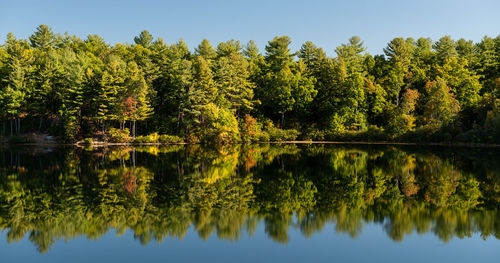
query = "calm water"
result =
(0, 144, 499, 262)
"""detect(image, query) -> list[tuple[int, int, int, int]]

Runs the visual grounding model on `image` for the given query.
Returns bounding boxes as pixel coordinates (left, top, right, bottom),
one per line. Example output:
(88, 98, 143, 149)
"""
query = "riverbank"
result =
(3, 140, 499, 148)
(2, 133, 500, 148)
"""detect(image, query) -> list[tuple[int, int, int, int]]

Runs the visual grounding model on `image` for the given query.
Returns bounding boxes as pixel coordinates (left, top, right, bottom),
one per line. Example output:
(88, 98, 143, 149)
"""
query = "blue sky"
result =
(1, 0, 499, 55)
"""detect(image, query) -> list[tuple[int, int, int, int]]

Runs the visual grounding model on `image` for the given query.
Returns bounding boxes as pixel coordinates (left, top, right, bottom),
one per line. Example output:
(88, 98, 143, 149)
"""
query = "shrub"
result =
(83, 138, 93, 145)
(159, 134, 183, 143)
(257, 131, 270, 142)
(145, 132, 160, 143)
(133, 136, 146, 143)
(107, 128, 131, 143)
(240, 114, 267, 142)
(264, 122, 300, 141)
(185, 133, 201, 144)
(302, 129, 326, 141)
(198, 103, 240, 144)
(387, 114, 416, 137)
(133, 133, 180, 143)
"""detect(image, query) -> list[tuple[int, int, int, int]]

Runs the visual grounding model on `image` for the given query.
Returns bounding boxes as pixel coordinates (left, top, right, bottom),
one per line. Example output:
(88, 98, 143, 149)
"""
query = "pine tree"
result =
(258, 36, 316, 126)
(384, 37, 414, 106)
(335, 36, 366, 75)
(125, 61, 153, 138)
(215, 52, 255, 116)
(29, 25, 57, 49)
(433, 36, 458, 64)
(1, 33, 33, 135)
(243, 40, 260, 59)
(195, 39, 216, 62)
(134, 30, 154, 48)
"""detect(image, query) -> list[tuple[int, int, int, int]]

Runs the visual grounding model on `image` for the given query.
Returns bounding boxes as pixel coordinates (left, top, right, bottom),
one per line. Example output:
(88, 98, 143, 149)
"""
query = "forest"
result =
(0, 25, 499, 144)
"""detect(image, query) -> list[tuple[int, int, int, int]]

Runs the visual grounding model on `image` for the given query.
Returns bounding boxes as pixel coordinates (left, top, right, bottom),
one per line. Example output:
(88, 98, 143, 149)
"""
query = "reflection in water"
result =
(0, 144, 499, 253)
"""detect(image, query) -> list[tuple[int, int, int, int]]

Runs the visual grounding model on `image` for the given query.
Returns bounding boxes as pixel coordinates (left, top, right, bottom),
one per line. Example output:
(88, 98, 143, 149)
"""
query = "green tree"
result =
(214, 52, 256, 116)
(243, 40, 260, 59)
(1, 33, 33, 134)
(433, 36, 457, 64)
(29, 25, 57, 49)
(134, 30, 154, 48)
(125, 61, 154, 138)
(384, 37, 414, 106)
(257, 36, 316, 126)
(195, 39, 217, 62)
(216, 39, 242, 57)
(335, 36, 366, 75)
(422, 79, 460, 126)
(436, 57, 482, 108)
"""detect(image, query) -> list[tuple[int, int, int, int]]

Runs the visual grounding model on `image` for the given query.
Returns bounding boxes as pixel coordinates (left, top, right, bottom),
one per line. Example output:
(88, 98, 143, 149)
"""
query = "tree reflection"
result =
(0, 144, 500, 252)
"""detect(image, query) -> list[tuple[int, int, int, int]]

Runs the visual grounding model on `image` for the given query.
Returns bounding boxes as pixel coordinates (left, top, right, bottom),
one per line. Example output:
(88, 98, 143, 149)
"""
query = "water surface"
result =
(1, 144, 499, 262)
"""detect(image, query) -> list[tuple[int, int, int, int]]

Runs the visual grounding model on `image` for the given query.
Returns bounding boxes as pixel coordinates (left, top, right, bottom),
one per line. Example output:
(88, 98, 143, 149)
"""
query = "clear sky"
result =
(1, 0, 499, 56)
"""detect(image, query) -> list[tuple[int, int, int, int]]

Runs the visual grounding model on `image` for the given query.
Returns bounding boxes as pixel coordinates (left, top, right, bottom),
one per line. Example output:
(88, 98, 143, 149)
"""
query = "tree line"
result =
(1, 25, 499, 143)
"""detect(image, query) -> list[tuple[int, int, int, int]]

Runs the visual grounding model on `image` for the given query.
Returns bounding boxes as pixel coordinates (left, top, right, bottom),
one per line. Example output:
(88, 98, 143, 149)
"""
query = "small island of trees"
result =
(0, 25, 499, 144)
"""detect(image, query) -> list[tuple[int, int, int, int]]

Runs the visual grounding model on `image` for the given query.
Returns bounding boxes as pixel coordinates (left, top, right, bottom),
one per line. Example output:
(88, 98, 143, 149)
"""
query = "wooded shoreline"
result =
(1, 26, 499, 146)
(2, 140, 499, 148)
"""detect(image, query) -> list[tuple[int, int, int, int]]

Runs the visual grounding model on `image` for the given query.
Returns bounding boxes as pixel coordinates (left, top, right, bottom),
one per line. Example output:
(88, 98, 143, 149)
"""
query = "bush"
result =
(159, 134, 183, 143)
(83, 138, 93, 145)
(133, 136, 146, 143)
(198, 103, 240, 144)
(185, 133, 201, 144)
(257, 131, 270, 142)
(264, 123, 300, 141)
(145, 132, 160, 143)
(240, 114, 267, 142)
(302, 129, 326, 141)
(319, 126, 388, 142)
(107, 128, 131, 143)
(132, 133, 181, 143)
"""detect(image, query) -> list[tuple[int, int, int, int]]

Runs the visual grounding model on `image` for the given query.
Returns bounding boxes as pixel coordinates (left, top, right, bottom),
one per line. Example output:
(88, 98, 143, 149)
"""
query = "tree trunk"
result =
(132, 94, 137, 138)
(132, 119, 136, 138)
(17, 118, 20, 135)
(39, 117, 43, 132)
(176, 111, 181, 134)
(10, 118, 13, 136)
(132, 107, 136, 139)
(281, 112, 285, 128)
(396, 82, 401, 106)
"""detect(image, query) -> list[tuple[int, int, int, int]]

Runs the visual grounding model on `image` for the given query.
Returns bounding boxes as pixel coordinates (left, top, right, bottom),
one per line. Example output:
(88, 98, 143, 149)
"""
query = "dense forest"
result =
(0, 25, 499, 144)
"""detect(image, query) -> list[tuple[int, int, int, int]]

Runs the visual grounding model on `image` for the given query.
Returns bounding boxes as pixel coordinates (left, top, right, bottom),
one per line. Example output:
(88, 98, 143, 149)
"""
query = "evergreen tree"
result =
(216, 39, 242, 57)
(134, 30, 154, 48)
(29, 25, 57, 49)
(243, 40, 260, 59)
(384, 37, 414, 106)
(215, 52, 255, 116)
(1, 33, 33, 134)
(195, 39, 217, 62)
(335, 36, 366, 75)
(433, 36, 458, 64)
(258, 36, 316, 126)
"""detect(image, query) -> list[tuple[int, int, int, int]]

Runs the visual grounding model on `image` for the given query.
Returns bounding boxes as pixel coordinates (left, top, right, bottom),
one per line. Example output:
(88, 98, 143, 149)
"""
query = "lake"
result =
(0, 144, 499, 262)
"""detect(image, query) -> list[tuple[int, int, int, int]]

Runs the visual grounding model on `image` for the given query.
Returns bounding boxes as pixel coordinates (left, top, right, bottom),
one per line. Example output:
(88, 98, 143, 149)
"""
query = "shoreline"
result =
(2, 140, 499, 148)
